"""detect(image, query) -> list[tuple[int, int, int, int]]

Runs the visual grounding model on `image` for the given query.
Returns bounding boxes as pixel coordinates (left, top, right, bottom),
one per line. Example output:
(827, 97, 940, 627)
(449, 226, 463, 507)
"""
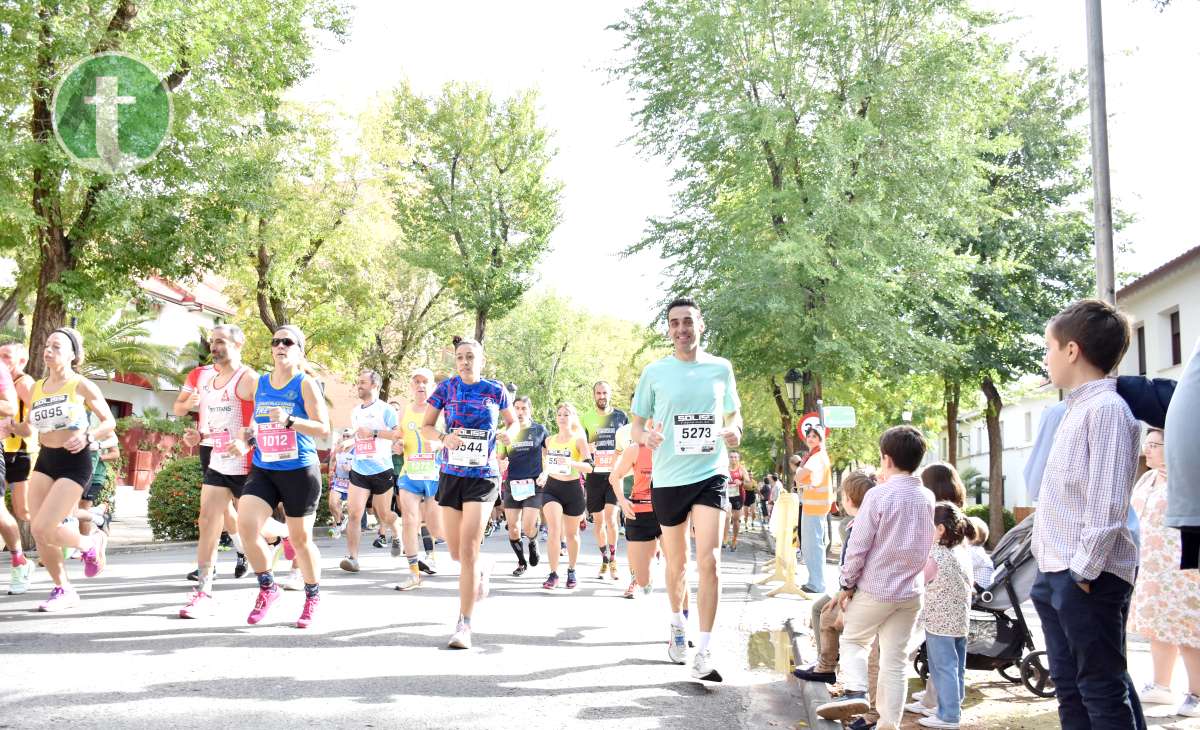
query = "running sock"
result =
(421, 526, 434, 553)
(460, 614, 471, 626)
(230, 533, 245, 553)
(509, 538, 526, 564)
(599, 545, 609, 559)
(10, 549, 25, 567)
(198, 565, 215, 594)
(698, 632, 712, 652)
(407, 555, 419, 574)
(257, 571, 275, 589)
(608, 544, 616, 558)
(304, 583, 319, 598)
(683, 609, 690, 621)
(671, 611, 686, 628)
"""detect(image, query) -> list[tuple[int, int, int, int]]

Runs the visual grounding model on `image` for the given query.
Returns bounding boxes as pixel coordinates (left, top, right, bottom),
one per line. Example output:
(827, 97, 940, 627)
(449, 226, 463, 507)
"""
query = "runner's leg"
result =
(344, 485, 370, 560)
(564, 507, 582, 572)
(235, 495, 274, 574)
(690, 504, 724, 633)
(543, 501, 564, 576)
(286, 514, 319, 584)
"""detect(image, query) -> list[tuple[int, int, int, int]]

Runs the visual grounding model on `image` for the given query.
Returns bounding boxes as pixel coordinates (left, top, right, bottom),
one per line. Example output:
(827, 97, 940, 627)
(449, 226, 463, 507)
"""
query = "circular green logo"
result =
(52, 52, 173, 175)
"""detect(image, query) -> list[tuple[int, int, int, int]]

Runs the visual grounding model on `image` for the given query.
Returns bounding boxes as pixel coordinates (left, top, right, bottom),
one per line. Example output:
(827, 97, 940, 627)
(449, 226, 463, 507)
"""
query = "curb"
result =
(784, 617, 842, 730)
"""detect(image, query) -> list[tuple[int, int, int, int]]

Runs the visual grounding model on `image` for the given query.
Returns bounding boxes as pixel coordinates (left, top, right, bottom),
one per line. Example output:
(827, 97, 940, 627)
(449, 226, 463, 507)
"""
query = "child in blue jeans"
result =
(916, 502, 973, 729)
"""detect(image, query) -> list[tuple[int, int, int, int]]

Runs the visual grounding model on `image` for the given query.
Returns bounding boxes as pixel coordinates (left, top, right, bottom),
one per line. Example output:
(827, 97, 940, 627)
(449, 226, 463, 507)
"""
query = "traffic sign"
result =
(823, 406, 856, 429)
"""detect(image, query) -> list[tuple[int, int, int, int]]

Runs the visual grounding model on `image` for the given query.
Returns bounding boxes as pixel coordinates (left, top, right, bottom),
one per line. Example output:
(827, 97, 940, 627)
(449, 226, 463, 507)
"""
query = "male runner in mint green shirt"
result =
(630, 296, 742, 683)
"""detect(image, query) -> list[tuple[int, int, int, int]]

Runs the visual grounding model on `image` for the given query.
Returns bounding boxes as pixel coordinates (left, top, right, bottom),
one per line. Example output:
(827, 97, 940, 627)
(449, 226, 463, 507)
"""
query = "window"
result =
(1171, 311, 1182, 366)
(1025, 411, 1033, 443)
(1137, 325, 1147, 375)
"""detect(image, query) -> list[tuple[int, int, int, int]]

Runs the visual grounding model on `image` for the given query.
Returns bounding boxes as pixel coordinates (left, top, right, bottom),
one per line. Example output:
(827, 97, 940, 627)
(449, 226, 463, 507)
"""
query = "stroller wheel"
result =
(1020, 650, 1056, 698)
(913, 646, 929, 681)
(998, 662, 1023, 684)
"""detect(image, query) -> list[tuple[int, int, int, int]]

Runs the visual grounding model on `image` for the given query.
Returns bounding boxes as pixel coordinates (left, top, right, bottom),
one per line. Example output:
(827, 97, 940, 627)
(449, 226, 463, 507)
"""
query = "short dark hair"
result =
(515, 394, 532, 406)
(934, 501, 968, 547)
(1048, 299, 1131, 374)
(842, 471, 877, 509)
(665, 296, 700, 318)
(921, 463, 965, 507)
(879, 425, 926, 472)
(358, 369, 382, 388)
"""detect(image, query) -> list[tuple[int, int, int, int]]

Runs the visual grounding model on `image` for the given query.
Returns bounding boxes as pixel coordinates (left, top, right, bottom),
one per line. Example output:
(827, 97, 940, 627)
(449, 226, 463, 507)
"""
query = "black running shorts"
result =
(242, 464, 322, 518)
(502, 480, 545, 510)
(435, 473, 500, 511)
(3, 451, 31, 484)
(203, 468, 247, 498)
(651, 475, 730, 528)
(624, 510, 662, 542)
(542, 477, 586, 517)
(584, 472, 619, 514)
(350, 469, 396, 497)
(33, 446, 94, 489)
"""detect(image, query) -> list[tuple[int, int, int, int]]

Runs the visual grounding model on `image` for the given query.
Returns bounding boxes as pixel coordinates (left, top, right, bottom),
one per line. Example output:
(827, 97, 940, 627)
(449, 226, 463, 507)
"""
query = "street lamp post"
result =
(783, 368, 803, 412)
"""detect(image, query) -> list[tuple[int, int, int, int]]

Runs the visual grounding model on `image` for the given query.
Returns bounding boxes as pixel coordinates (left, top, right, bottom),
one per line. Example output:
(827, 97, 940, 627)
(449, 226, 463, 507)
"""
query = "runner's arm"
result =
(497, 406, 518, 445)
(79, 378, 116, 443)
(608, 443, 637, 497)
(10, 377, 34, 438)
(291, 376, 331, 439)
(0, 378, 14, 419)
(422, 405, 459, 449)
(235, 368, 258, 402)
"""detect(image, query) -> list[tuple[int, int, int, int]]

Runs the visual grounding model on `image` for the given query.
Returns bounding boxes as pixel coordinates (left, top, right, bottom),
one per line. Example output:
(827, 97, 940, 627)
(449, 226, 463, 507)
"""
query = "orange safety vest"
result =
(798, 447, 832, 517)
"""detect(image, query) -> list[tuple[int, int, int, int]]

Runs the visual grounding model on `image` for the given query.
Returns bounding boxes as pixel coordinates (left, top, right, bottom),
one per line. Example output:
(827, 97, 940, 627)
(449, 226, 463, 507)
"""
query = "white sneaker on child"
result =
(1139, 683, 1176, 705)
(905, 701, 936, 716)
(917, 716, 959, 729)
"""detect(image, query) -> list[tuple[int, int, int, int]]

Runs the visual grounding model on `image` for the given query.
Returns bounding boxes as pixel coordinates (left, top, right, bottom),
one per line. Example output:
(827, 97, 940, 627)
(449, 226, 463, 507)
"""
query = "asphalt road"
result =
(0, 522, 804, 730)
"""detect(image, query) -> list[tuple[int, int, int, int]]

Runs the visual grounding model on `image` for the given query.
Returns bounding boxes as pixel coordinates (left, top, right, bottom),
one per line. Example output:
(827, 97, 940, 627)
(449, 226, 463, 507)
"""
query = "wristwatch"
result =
(284, 415, 295, 429)
(372, 429, 379, 439)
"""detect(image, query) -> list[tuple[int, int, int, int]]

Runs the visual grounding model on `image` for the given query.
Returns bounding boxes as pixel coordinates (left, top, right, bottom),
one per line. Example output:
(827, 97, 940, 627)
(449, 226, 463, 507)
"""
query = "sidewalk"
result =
(108, 484, 192, 553)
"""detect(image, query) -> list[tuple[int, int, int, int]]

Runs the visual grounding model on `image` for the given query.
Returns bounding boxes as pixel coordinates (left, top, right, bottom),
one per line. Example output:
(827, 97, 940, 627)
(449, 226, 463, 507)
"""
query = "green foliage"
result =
(116, 413, 188, 437)
(75, 299, 182, 387)
(965, 503, 1015, 534)
(147, 456, 204, 541)
(377, 82, 563, 341)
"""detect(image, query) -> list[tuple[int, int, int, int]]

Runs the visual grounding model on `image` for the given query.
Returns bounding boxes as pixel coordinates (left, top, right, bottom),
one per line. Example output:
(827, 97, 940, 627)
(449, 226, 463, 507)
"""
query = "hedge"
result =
(965, 504, 1016, 534)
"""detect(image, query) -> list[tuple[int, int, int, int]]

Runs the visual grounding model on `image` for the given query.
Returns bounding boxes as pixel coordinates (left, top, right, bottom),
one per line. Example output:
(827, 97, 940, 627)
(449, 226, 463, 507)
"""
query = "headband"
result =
(52, 328, 80, 358)
(277, 325, 306, 353)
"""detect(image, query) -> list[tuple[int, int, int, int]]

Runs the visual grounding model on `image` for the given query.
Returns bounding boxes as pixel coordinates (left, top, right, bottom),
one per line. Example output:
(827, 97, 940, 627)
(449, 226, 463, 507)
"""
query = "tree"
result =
(0, 0, 350, 377)
(928, 55, 1094, 542)
(75, 299, 181, 386)
(378, 82, 563, 342)
(612, 0, 998, 455)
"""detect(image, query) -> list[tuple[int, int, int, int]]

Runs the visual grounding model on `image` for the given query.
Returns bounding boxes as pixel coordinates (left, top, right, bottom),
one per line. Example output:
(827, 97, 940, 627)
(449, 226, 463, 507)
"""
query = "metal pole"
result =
(1086, 0, 1116, 304)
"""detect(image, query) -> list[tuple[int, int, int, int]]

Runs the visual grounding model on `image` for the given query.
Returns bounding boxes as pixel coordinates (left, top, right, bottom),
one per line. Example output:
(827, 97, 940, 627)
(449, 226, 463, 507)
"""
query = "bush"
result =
(965, 504, 1016, 534)
(148, 456, 203, 541)
(116, 413, 189, 438)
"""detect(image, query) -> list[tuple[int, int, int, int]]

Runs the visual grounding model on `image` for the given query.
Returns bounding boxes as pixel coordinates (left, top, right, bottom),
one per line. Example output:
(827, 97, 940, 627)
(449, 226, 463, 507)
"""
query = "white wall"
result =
(1118, 257, 1200, 379)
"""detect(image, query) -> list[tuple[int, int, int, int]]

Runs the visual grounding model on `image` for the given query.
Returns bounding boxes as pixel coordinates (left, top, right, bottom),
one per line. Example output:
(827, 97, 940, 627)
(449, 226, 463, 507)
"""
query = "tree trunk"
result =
(981, 376, 1005, 546)
(770, 377, 796, 463)
(0, 286, 22, 330)
(945, 380, 960, 466)
(26, 239, 69, 380)
(474, 308, 488, 343)
(802, 370, 822, 414)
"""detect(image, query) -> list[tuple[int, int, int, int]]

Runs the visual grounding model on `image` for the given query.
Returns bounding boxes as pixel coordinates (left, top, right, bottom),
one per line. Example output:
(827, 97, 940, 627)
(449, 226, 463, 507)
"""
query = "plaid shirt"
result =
(840, 474, 935, 602)
(1032, 378, 1140, 585)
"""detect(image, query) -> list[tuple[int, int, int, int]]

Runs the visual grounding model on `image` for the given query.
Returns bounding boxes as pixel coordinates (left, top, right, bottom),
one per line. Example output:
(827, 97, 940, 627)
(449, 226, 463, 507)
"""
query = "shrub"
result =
(117, 413, 188, 438)
(965, 504, 1016, 534)
(148, 456, 203, 541)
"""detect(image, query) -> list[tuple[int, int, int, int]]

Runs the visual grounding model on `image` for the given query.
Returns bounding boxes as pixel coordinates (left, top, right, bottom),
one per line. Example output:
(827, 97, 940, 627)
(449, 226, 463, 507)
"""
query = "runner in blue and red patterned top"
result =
(422, 337, 518, 651)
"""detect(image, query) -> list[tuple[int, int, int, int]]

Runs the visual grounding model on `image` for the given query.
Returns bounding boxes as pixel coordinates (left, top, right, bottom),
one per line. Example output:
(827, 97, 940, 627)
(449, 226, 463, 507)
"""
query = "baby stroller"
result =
(914, 514, 1054, 698)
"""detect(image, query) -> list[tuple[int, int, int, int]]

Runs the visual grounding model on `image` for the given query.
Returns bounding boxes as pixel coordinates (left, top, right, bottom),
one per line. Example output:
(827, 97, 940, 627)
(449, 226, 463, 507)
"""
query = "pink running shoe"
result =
(81, 531, 108, 578)
(282, 538, 296, 561)
(247, 584, 281, 625)
(37, 585, 80, 612)
(179, 591, 215, 619)
(296, 592, 319, 628)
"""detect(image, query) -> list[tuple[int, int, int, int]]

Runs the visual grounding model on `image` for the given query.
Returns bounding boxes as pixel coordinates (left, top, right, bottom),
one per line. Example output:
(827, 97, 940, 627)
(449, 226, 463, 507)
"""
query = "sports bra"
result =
(29, 375, 90, 434)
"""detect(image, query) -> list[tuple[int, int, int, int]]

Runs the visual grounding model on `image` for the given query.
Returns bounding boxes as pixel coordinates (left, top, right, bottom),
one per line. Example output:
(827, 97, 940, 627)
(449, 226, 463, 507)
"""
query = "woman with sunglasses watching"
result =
(422, 336, 518, 649)
(228, 325, 330, 628)
(26, 327, 116, 612)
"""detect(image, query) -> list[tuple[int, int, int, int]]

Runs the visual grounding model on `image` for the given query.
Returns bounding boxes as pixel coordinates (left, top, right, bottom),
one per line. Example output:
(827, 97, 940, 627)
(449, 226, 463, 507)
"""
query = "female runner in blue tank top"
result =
(422, 336, 519, 650)
(229, 325, 330, 629)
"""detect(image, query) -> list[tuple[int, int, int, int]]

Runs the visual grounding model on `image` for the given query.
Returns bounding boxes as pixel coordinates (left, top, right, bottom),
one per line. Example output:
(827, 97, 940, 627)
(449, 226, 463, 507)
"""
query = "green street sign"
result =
(823, 405, 857, 429)
(52, 52, 173, 175)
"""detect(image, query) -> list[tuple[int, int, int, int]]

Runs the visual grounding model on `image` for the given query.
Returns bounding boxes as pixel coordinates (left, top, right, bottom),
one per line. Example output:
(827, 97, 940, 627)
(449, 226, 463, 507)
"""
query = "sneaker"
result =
(448, 619, 471, 649)
(484, 521, 495, 538)
(912, 690, 926, 702)
(1178, 694, 1200, 718)
(905, 702, 936, 717)
(296, 593, 319, 628)
(800, 584, 824, 595)
(218, 531, 233, 550)
(1140, 683, 1177, 705)
(390, 537, 402, 558)
(624, 578, 638, 599)
(418, 559, 437, 575)
(543, 572, 559, 590)
(512, 563, 528, 577)
(372, 534, 388, 549)
(9, 561, 33, 595)
(179, 591, 216, 618)
(848, 719, 877, 730)
(668, 624, 688, 664)
(247, 584, 281, 625)
(816, 691, 870, 721)
(792, 665, 837, 684)
(89, 505, 110, 534)
(339, 557, 360, 573)
(917, 717, 959, 729)
(283, 568, 304, 591)
(691, 649, 722, 682)
(234, 553, 249, 579)
(597, 559, 608, 580)
(565, 569, 577, 589)
(186, 568, 200, 582)
(81, 531, 107, 578)
(391, 574, 421, 591)
(37, 585, 80, 612)
(641, 582, 653, 596)
(282, 537, 296, 561)
(610, 560, 620, 580)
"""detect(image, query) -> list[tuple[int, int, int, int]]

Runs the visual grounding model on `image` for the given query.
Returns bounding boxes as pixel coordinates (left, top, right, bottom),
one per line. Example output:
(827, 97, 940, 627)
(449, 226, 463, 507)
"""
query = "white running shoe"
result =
(448, 620, 472, 649)
(391, 573, 421, 591)
(283, 568, 304, 591)
(906, 701, 936, 716)
(1177, 693, 1200, 718)
(179, 590, 216, 618)
(917, 716, 959, 729)
(1139, 683, 1177, 706)
(691, 650, 722, 682)
(912, 690, 926, 702)
(8, 561, 33, 595)
(667, 624, 688, 665)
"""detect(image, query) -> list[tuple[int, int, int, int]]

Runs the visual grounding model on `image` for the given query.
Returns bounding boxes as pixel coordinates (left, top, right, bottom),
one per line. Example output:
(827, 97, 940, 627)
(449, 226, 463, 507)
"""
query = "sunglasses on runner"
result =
(271, 337, 296, 348)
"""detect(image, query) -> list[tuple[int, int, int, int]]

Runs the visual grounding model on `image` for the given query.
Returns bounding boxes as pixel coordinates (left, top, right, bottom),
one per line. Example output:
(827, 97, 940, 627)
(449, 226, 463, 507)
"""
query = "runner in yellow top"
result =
(390, 367, 445, 591)
(535, 402, 592, 590)
(26, 328, 116, 612)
